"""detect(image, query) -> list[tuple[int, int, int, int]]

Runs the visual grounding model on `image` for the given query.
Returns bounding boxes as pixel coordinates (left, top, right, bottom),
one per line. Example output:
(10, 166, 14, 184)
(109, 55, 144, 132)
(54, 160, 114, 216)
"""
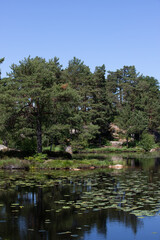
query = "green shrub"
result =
(139, 133, 155, 151)
(71, 139, 88, 152)
(27, 153, 48, 164)
(16, 138, 36, 154)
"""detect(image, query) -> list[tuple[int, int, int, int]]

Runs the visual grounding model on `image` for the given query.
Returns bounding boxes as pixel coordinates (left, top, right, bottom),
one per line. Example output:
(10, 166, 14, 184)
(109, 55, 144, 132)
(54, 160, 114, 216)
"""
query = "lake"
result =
(0, 153, 160, 240)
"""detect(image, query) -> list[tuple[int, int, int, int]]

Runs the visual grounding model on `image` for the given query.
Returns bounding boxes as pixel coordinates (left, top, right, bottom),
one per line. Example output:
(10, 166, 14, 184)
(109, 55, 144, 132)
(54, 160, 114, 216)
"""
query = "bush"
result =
(16, 138, 36, 154)
(0, 150, 35, 158)
(43, 150, 72, 159)
(27, 153, 48, 164)
(139, 133, 155, 151)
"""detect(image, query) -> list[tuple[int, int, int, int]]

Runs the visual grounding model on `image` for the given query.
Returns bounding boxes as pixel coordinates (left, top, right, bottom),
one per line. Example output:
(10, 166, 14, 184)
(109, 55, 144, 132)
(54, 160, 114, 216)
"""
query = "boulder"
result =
(110, 141, 123, 147)
(108, 164, 124, 169)
(150, 148, 160, 152)
(65, 146, 72, 155)
(0, 145, 8, 151)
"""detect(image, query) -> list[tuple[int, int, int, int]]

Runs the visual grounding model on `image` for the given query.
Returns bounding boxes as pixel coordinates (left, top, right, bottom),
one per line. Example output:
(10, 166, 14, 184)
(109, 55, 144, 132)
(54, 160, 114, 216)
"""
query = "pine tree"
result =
(91, 65, 113, 144)
(107, 66, 160, 141)
(63, 57, 99, 147)
(0, 56, 64, 152)
(0, 57, 4, 79)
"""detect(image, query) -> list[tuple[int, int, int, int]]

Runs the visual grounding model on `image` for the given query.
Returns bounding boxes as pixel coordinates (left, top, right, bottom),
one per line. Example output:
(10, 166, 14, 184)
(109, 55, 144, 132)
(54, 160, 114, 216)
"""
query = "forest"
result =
(0, 56, 160, 154)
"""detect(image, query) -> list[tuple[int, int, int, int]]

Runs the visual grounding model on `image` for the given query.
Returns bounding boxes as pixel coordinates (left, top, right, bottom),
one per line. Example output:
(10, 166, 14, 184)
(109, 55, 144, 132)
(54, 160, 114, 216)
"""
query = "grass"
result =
(43, 145, 64, 152)
(83, 146, 144, 153)
(42, 159, 110, 169)
(1, 145, 151, 170)
(0, 157, 110, 170)
(0, 157, 29, 169)
(0, 147, 148, 170)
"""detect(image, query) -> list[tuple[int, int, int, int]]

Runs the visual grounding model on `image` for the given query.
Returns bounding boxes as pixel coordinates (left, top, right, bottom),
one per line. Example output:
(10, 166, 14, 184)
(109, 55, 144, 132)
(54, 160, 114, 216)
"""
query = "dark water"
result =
(0, 154, 160, 240)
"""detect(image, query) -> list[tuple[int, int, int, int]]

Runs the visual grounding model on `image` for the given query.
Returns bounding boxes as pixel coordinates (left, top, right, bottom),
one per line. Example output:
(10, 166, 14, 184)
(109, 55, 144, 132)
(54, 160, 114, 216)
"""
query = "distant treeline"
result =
(0, 56, 159, 152)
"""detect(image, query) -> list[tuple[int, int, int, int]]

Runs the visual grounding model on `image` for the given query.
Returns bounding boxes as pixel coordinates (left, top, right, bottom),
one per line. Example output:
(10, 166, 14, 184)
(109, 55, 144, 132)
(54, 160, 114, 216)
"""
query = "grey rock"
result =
(0, 145, 8, 151)
(65, 146, 72, 155)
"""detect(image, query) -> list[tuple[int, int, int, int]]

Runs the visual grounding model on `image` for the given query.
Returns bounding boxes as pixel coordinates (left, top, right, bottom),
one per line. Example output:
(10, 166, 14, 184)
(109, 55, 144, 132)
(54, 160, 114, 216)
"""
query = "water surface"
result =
(0, 153, 160, 239)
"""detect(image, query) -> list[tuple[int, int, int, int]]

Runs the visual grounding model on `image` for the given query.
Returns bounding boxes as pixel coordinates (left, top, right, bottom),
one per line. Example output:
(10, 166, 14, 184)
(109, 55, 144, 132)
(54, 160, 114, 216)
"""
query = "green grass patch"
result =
(0, 157, 29, 169)
(43, 145, 64, 152)
(83, 146, 144, 153)
(43, 159, 110, 169)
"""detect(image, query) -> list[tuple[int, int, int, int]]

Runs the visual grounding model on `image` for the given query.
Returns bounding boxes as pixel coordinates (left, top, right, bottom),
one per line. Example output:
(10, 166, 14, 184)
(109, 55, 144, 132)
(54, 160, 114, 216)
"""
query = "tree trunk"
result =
(37, 117, 42, 153)
(126, 136, 129, 148)
(50, 137, 53, 151)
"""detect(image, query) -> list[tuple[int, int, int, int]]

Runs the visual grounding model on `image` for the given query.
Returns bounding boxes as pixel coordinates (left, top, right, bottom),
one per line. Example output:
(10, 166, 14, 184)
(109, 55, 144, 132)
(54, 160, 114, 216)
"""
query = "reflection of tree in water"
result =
(124, 156, 160, 183)
(106, 209, 142, 235)
(21, 174, 142, 239)
(154, 157, 160, 168)
(1, 167, 160, 239)
(125, 155, 160, 171)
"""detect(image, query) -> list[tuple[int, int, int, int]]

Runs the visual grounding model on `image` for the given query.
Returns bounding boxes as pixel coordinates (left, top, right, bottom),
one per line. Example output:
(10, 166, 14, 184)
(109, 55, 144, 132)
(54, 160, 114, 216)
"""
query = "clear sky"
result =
(1, 0, 160, 80)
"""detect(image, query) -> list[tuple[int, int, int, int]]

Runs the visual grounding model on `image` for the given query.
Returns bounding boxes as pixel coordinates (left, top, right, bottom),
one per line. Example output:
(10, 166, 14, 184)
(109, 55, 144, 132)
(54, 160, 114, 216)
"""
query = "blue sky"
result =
(1, 0, 160, 80)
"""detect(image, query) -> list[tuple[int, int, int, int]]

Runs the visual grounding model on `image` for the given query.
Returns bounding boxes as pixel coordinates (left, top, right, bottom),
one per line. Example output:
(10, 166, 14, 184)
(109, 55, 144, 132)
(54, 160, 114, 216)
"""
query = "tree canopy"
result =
(0, 56, 159, 152)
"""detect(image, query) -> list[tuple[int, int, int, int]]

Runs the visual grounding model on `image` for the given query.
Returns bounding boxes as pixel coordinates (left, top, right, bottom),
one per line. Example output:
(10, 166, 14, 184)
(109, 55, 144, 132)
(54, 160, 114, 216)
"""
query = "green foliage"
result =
(91, 64, 113, 142)
(71, 138, 87, 152)
(107, 66, 160, 141)
(27, 153, 48, 164)
(43, 158, 110, 169)
(139, 133, 155, 151)
(103, 139, 112, 146)
(0, 56, 79, 153)
(0, 58, 5, 64)
(16, 138, 36, 153)
(71, 124, 100, 151)
(0, 57, 4, 79)
(0, 56, 160, 153)
(84, 146, 143, 153)
(54, 145, 64, 152)
(43, 145, 63, 152)
(0, 157, 29, 169)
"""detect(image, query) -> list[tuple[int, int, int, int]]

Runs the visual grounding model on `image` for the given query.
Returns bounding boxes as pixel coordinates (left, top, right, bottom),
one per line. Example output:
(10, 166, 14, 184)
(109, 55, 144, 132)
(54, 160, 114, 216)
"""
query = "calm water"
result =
(0, 154, 160, 240)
